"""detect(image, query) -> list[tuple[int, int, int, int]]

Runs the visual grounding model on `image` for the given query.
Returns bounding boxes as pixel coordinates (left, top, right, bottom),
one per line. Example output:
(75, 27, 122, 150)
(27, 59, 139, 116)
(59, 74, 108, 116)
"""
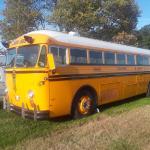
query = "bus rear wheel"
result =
(72, 90, 97, 119)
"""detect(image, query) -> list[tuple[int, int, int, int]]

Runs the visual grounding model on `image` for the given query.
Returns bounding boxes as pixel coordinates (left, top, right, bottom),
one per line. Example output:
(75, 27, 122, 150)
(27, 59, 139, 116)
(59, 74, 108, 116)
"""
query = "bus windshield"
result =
(6, 48, 16, 68)
(0, 55, 6, 66)
(16, 45, 39, 68)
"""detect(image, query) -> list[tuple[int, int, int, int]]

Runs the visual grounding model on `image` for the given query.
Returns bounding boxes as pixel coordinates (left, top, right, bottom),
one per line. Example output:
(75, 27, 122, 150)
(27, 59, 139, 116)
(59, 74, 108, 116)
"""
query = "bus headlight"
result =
(4, 88, 9, 101)
(5, 88, 8, 93)
(28, 90, 34, 99)
(28, 90, 36, 108)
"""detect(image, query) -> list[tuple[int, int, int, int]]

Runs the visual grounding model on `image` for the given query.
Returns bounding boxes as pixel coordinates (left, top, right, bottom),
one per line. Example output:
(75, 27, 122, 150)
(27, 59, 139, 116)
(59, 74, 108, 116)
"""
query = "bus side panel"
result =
(99, 75, 137, 105)
(123, 75, 138, 99)
(99, 77, 123, 104)
(143, 74, 150, 91)
(97, 74, 149, 105)
(49, 74, 150, 118)
(49, 79, 99, 118)
(137, 74, 149, 95)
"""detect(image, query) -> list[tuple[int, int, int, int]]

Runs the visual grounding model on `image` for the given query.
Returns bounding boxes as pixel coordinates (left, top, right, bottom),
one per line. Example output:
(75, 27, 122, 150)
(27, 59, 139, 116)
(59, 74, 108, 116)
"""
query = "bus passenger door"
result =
(37, 45, 50, 112)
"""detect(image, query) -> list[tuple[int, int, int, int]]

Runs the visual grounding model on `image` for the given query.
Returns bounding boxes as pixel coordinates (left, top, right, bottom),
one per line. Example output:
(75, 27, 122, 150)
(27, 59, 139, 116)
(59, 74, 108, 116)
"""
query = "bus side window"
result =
(137, 55, 149, 66)
(148, 56, 150, 65)
(143, 56, 149, 65)
(49, 46, 66, 65)
(137, 55, 143, 65)
(127, 54, 135, 65)
(117, 53, 126, 65)
(70, 48, 87, 64)
(89, 51, 103, 64)
(104, 52, 115, 65)
(58, 47, 66, 64)
(38, 46, 47, 67)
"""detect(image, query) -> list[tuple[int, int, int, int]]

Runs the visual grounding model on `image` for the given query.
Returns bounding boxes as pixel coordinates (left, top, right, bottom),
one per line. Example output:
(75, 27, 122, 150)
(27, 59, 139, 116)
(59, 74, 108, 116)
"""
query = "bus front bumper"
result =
(10, 104, 50, 120)
(0, 82, 5, 97)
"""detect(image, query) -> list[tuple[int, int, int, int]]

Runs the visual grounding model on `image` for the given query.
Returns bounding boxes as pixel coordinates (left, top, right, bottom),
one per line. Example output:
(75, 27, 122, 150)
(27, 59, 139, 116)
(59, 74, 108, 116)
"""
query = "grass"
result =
(110, 138, 139, 150)
(101, 95, 150, 116)
(0, 96, 150, 149)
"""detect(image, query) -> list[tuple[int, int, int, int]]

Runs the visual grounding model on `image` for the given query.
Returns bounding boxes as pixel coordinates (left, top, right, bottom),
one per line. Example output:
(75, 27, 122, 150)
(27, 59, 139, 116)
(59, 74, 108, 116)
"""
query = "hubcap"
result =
(78, 96, 92, 115)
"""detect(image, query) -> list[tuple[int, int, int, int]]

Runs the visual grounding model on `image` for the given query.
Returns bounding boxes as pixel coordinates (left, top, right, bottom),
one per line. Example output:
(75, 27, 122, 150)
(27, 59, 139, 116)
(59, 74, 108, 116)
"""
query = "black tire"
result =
(146, 83, 150, 97)
(72, 90, 97, 119)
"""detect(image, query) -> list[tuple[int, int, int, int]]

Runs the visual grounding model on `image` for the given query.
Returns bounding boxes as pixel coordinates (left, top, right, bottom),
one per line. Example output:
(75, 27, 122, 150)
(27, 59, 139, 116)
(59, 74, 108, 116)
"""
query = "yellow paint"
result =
(6, 68, 49, 111)
(5, 33, 150, 118)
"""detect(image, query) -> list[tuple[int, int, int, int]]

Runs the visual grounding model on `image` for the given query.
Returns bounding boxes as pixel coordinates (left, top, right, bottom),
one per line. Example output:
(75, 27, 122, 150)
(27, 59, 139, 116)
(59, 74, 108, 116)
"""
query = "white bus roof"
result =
(27, 30, 150, 55)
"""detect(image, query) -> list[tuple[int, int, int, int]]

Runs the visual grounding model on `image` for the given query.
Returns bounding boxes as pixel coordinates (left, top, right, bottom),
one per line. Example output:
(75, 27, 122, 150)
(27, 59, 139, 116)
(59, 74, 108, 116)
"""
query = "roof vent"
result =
(68, 31, 80, 36)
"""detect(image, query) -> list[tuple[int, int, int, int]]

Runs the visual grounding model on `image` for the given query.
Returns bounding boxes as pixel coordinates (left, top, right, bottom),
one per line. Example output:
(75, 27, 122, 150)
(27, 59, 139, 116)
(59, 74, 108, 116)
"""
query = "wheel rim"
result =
(78, 96, 92, 115)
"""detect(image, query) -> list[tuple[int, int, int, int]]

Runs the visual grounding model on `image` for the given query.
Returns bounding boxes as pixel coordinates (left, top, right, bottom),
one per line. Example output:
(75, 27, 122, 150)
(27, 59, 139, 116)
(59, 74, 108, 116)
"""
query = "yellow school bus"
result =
(4, 30, 150, 119)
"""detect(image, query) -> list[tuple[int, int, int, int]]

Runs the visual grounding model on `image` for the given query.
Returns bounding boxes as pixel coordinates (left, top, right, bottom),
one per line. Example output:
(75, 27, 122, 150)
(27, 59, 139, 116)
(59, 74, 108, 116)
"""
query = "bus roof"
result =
(12, 30, 145, 55)
(8, 30, 150, 55)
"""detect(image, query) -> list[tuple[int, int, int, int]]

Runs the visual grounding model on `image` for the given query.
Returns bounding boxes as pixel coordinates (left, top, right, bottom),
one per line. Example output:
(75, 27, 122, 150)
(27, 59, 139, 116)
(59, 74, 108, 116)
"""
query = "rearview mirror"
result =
(47, 53, 56, 72)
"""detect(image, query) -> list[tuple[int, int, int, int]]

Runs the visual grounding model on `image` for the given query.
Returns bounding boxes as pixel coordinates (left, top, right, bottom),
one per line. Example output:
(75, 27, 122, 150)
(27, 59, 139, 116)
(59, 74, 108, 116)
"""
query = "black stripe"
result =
(51, 71, 150, 78)
(5, 70, 48, 74)
(48, 71, 150, 81)
(5, 70, 150, 80)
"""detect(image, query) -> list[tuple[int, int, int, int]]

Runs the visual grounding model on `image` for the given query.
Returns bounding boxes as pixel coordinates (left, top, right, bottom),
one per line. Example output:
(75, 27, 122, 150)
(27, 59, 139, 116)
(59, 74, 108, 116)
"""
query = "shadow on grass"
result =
(51, 94, 147, 122)
(100, 94, 146, 111)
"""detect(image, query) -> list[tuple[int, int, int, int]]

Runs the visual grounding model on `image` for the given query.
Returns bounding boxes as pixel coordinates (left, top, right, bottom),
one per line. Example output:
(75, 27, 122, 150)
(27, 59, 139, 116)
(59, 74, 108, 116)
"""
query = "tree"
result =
(51, 0, 140, 41)
(136, 25, 150, 49)
(0, 0, 45, 40)
(112, 31, 137, 45)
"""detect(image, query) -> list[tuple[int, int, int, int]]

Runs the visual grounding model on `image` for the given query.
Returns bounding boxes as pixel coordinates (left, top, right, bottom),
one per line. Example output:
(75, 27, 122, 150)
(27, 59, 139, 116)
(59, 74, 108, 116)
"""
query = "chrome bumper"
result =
(0, 82, 5, 96)
(10, 104, 50, 120)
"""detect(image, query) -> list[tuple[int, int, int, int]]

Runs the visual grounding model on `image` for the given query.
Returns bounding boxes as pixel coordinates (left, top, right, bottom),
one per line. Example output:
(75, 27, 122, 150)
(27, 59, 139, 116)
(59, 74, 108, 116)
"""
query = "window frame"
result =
(136, 54, 150, 66)
(15, 44, 40, 68)
(48, 46, 150, 67)
(143, 55, 149, 65)
(89, 50, 103, 65)
(104, 51, 115, 65)
(116, 53, 126, 65)
(127, 54, 135, 65)
(49, 45, 67, 66)
(70, 48, 88, 65)
(6, 48, 17, 68)
(38, 45, 47, 68)
(137, 55, 143, 66)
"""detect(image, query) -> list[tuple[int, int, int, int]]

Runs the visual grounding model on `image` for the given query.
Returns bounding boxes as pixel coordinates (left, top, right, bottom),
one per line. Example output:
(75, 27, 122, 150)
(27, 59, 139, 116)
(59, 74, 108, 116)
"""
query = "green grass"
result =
(102, 96, 150, 116)
(0, 96, 150, 149)
(0, 111, 72, 149)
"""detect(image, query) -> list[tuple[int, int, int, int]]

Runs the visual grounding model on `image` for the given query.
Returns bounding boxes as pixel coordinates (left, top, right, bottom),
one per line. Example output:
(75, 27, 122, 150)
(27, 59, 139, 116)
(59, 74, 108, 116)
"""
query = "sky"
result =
(136, 0, 150, 29)
(0, 0, 150, 30)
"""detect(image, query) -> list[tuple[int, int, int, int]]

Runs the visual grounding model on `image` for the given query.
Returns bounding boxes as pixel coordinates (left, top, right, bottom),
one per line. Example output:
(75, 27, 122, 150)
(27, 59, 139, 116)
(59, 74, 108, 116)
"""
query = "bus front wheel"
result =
(72, 90, 97, 119)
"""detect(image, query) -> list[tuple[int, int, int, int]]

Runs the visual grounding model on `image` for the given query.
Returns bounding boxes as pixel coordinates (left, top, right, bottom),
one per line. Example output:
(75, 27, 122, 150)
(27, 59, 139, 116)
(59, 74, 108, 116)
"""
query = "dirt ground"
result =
(14, 105, 150, 150)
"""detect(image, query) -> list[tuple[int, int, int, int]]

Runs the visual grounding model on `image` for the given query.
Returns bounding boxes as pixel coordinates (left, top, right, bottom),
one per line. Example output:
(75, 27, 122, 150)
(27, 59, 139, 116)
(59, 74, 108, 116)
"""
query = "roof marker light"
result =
(24, 36, 34, 44)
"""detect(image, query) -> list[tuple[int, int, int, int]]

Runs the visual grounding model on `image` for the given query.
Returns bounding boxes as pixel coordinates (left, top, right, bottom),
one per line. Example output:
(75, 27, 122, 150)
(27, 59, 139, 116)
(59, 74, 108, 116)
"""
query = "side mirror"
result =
(47, 53, 56, 72)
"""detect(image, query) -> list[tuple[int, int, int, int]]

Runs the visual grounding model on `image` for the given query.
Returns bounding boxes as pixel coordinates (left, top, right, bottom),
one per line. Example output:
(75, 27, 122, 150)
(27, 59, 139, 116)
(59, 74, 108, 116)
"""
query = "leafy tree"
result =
(112, 31, 137, 45)
(0, 0, 46, 40)
(136, 25, 150, 49)
(51, 0, 140, 41)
